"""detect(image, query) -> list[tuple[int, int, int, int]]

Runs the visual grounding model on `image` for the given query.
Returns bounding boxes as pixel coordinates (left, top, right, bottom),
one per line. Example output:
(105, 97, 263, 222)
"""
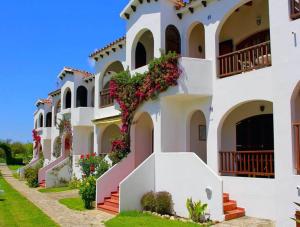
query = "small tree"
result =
(186, 198, 208, 223)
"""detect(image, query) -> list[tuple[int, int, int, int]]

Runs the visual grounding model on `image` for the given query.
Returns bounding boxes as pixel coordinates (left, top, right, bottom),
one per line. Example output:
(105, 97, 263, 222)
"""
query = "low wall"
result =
(45, 156, 72, 188)
(120, 152, 224, 221)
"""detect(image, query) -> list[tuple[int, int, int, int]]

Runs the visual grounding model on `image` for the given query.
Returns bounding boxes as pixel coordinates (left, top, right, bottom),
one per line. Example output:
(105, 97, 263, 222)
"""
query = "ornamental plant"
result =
(79, 176, 96, 209)
(109, 52, 181, 161)
(79, 153, 98, 177)
(186, 198, 208, 223)
(292, 202, 300, 224)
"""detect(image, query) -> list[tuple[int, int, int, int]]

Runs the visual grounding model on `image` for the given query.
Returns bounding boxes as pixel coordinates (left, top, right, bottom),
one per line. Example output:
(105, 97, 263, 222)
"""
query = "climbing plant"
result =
(109, 52, 181, 162)
(56, 116, 73, 154)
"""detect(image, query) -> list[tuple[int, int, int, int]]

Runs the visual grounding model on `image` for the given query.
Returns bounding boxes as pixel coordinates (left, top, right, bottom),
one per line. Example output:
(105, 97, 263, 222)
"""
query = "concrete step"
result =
(225, 207, 245, 221)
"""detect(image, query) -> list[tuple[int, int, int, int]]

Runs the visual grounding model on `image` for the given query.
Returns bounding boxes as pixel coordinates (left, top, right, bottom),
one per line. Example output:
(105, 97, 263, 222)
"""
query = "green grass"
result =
(105, 211, 205, 227)
(8, 165, 24, 171)
(59, 197, 87, 211)
(0, 173, 58, 227)
(38, 186, 75, 193)
(0, 158, 5, 163)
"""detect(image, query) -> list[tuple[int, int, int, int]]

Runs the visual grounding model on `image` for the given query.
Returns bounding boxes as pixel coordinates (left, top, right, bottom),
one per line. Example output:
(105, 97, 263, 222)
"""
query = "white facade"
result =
(32, 0, 300, 225)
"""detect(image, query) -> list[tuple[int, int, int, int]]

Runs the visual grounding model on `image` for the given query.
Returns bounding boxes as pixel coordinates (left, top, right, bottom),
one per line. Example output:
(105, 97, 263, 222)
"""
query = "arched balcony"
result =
(76, 86, 88, 107)
(39, 113, 44, 128)
(132, 30, 154, 69)
(54, 100, 61, 126)
(219, 100, 275, 178)
(218, 0, 271, 78)
(187, 22, 205, 59)
(46, 112, 52, 128)
(101, 124, 121, 154)
(100, 61, 124, 108)
(64, 89, 72, 109)
(165, 25, 181, 54)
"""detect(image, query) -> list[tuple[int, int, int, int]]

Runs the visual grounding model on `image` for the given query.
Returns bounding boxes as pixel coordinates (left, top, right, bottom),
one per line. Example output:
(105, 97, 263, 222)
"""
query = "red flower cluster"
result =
(32, 129, 41, 149)
(109, 53, 181, 157)
(80, 153, 96, 160)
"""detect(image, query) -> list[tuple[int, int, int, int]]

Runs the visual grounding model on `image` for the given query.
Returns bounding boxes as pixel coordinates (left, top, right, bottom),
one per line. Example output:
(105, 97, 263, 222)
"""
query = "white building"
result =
(32, 0, 300, 225)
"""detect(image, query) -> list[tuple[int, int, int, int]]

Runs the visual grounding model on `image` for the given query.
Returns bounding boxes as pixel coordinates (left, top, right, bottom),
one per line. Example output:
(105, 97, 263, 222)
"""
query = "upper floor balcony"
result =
(217, 0, 271, 78)
(72, 107, 94, 126)
(291, 0, 300, 20)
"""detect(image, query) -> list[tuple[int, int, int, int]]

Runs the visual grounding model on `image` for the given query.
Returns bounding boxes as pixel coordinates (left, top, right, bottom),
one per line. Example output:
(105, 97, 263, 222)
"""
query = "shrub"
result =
(79, 153, 100, 177)
(141, 191, 156, 212)
(94, 158, 110, 179)
(155, 191, 174, 215)
(186, 198, 208, 223)
(24, 167, 39, 188)
(69, 177, 81, 189)
(79, 176, 96, 209)
(292, 202, 300, 224)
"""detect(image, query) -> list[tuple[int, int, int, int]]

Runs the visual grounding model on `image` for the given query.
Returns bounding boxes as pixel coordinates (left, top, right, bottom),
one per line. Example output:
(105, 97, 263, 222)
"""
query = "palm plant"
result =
(292, 202, 300, 224)
(186, 198, 208, 223)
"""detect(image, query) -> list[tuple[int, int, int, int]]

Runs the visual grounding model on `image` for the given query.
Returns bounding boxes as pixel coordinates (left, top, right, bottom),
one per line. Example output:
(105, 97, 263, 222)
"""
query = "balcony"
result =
(164, 57, 212, 97)
(294, 123, 300, 174)
(100, 89, 114, 108)
(218, 41, 272, 78)
(291, 0, 300, 20)
(43, 127, 52, 140)
(219, 150, 274, 178)
(72, 107, 94, 126)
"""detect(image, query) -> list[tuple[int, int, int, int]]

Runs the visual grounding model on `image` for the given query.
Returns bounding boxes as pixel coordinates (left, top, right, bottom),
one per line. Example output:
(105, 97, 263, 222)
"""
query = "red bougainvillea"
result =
(109, 53, 181, 163)
(32, 129, 41, 150)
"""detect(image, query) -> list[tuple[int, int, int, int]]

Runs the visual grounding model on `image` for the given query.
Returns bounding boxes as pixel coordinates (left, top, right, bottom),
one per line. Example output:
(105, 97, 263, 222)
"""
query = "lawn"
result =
(8, 165, 24, 171)
(38, 186, 75, 193)
(59, 197, 87, 211)
(0, 173, 58, 227)
(105, 211, 205, 227)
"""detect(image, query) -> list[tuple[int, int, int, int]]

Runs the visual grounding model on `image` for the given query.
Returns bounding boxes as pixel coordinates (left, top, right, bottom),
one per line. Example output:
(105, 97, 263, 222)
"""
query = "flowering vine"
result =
(109, 53, 181, 163)
(32, 129, 41, 158)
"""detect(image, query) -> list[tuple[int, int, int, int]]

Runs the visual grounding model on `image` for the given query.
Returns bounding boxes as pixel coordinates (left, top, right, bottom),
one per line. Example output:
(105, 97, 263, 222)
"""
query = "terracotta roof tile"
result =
(89, 36, 126, 58)
(63, 67, 93, 78)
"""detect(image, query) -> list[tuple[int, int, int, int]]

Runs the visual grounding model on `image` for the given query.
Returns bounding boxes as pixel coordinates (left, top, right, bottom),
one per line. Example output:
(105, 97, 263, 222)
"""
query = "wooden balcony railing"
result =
(293, 123, 300, 174)
(219, 150, 275, 177)
(218, 41, 272, 78)
(100, 89, 114, 108)
(291, 0, 300, 20)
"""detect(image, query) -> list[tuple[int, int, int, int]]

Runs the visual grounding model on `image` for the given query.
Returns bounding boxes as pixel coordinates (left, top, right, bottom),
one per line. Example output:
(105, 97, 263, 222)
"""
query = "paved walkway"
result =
(214, 216, 275, 227)
(0, 164, 113, 227)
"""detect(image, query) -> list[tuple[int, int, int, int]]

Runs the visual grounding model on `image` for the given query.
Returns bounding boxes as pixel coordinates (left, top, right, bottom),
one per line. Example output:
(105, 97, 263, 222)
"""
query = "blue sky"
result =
(0, 0, 128, 142)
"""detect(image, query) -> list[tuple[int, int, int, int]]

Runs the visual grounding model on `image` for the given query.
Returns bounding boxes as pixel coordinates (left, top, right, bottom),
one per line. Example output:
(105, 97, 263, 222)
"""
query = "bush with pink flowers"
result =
(109, 53, 181, 162)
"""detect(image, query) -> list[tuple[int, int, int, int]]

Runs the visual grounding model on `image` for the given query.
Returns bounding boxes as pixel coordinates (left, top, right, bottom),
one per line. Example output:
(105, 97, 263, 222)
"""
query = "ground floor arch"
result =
(101, 124, 121, 154)
(188, 110, 207, 163)
(219, 100, 274, 178)
(132, 112, 154, 167)
(291, 82, 300, 174)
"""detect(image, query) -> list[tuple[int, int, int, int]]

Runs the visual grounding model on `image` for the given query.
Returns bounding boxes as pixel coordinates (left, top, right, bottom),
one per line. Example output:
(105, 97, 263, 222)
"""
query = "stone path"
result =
(0, 164, 113, 227)
(214, 216, 275, 227)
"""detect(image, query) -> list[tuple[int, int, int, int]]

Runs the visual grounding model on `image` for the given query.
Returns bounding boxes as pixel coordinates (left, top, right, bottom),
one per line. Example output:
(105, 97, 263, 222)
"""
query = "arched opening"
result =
(76, 86, 88, 107)
(291, 82, 300, 174)
(54, 100, 61, 126)
(63, 135, 72, 156)
(219, 100, 274, 178)
(53, 137, 61, 158)
(100, 61, 124, 108)
(132, 112, 154, 167)
(39, 114, 44, 128)
(134, 30, 154, 69)
(188, 23, 205, 58)
(91, 86, 95, 107)
(218, 0, 271, 77)
(165, 25, 181, 54)
(189, 110, 207, 163)
(46, 112, 52, 127)
(101, 124, 121, 154)
(64, 89, 72, 109)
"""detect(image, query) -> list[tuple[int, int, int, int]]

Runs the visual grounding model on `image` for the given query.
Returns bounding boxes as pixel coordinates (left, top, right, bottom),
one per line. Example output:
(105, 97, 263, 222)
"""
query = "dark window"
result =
(76, 86, 88, 107)
(39, 114, 44, 128)
(236, 114, 274, 151)
(65, 90, 72, 109)
(135, 42, 147, 69)
(165, 25, 181, 54)
(46, 112, 52, 127)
